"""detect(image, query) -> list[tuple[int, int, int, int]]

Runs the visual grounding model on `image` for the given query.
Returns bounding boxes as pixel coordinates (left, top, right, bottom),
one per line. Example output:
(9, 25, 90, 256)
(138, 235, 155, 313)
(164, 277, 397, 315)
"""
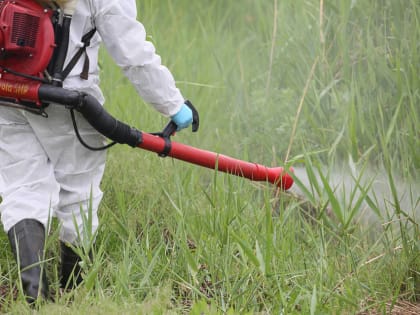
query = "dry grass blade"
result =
(358, 299, 420, 315)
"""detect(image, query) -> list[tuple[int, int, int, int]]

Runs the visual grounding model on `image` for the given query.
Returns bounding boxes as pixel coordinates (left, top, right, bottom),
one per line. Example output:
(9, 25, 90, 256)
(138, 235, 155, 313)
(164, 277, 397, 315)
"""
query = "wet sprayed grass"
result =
(1, 0, 419, 314)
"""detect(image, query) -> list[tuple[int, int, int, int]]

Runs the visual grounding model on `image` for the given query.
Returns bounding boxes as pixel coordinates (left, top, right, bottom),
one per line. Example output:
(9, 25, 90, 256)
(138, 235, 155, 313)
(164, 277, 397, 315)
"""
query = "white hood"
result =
(35, 0, 79, 15)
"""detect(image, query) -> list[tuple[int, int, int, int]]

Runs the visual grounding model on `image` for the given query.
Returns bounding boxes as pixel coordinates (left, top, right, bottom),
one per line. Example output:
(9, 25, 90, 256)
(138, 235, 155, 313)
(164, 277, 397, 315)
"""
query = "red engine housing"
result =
(0, 0, 55, 79)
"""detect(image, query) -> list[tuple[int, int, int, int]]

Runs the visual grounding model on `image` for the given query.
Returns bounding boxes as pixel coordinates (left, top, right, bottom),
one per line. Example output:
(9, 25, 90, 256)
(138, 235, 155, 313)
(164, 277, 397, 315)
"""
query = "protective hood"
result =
(35, 0, 79, 15)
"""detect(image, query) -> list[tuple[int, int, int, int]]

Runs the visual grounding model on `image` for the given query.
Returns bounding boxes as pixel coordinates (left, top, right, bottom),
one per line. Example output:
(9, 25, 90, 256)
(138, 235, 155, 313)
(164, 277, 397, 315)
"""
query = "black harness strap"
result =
(60, 28, 97, 81)
(59, 28, 115, 151)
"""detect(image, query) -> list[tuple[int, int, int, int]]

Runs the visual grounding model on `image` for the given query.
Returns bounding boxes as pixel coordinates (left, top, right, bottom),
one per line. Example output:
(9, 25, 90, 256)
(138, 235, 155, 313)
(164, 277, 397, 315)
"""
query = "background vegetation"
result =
(1, 0, 419, 313)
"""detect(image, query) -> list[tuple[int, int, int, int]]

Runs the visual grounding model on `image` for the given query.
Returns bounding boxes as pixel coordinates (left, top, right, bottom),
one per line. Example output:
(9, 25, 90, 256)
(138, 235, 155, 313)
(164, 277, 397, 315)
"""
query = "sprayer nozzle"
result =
(279, 168, 294, 190)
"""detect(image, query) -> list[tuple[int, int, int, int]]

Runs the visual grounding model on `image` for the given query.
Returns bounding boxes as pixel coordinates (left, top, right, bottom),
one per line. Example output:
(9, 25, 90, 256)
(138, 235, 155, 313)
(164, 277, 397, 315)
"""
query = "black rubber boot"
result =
(60, 242, 88, 289)
(8, 219, 49, 304)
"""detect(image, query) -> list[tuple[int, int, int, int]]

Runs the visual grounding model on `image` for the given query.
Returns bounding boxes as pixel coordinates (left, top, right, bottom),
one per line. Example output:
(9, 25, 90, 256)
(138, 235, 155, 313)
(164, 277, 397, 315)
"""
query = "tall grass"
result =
(0, 0, 419, 314)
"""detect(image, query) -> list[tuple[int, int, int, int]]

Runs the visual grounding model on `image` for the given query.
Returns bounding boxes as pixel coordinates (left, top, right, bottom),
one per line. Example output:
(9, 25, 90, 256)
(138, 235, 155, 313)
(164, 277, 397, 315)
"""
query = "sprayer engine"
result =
(0, 0, 55, 104)
(0, 0, 55, 78)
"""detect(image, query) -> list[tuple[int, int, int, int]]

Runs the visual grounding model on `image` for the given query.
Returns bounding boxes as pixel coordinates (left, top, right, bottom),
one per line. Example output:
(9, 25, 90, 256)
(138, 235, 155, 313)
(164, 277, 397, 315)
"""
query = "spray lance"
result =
(0, 0, 294, 190)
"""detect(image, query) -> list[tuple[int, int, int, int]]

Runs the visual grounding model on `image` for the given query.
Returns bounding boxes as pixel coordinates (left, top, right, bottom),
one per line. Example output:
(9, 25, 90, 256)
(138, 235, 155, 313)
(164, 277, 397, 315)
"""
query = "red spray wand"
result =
(35, 87, 294, 190)
(139, 132, 293, 190)
(31, 86, 296, 190)
(137, 100, 293, 190)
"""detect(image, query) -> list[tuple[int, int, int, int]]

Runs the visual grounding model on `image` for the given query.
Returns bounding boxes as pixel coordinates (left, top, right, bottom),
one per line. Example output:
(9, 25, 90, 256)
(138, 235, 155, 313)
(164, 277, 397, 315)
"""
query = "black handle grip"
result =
(161, 100, 199, 138)
(187, 100, 200, 132)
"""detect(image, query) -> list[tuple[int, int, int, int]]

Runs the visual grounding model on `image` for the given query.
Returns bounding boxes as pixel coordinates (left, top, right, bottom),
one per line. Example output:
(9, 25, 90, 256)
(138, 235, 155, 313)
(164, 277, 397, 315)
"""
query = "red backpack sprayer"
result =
(0, 0, 294, 191)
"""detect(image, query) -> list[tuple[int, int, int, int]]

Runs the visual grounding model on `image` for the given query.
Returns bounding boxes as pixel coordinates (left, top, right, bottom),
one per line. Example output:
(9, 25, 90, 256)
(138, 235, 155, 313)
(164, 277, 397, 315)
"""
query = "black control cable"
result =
(69, 108, 116, 151)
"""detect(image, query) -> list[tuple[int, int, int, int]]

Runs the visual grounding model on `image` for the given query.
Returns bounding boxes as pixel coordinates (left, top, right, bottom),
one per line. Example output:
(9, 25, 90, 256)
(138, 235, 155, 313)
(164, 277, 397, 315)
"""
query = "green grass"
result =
(1, 0, 419, 314)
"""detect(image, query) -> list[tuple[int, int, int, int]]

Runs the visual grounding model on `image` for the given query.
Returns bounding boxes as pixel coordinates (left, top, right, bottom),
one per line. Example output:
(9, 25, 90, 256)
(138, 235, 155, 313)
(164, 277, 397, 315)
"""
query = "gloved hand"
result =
(170, 103, 193, 131)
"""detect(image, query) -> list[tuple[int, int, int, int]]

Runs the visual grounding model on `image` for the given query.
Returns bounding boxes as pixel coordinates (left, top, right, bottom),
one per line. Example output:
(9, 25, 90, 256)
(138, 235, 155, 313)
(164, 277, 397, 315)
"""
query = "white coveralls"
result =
(0, 0, 184, 244)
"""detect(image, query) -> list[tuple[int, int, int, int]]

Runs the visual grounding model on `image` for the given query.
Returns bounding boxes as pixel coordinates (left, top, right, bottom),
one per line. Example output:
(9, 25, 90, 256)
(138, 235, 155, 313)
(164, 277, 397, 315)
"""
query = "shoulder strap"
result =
(60, 27, 97, 81)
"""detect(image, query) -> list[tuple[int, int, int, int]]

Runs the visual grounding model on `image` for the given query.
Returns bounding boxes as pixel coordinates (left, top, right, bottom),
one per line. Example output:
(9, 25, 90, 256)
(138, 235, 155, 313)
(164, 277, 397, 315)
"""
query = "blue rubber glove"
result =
(170, 103, 193, 131)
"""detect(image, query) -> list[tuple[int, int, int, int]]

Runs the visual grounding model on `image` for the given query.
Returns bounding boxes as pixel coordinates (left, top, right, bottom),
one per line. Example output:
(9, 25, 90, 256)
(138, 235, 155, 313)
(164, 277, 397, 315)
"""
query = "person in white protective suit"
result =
(0, 0, 193, 302)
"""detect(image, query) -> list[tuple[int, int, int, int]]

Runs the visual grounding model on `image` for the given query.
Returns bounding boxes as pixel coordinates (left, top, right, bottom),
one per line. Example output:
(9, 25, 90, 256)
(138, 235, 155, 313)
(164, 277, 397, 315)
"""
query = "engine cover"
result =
(0, 0, 55, 79)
